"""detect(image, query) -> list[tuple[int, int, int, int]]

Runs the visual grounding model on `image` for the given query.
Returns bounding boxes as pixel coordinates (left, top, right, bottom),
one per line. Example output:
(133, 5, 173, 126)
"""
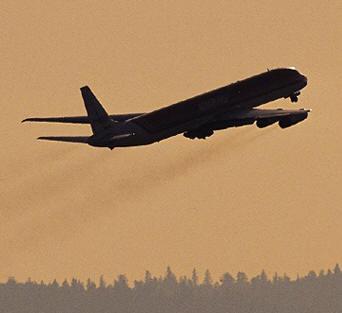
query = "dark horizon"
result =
(2, 264, 341, 286)
(2, 264, 342, 313)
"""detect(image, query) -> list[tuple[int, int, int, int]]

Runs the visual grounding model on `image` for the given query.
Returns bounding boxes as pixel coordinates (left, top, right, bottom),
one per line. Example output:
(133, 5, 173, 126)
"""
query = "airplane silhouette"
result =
(23, 67, 310, 149)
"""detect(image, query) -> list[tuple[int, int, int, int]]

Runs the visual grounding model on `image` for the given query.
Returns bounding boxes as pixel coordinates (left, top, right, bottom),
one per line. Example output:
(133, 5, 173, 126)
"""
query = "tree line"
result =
(1, 265, 342, 313)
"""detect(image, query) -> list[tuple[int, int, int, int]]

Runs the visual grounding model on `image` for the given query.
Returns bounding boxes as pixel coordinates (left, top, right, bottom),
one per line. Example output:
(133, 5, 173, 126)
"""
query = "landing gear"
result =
(290, 94, 298, 102)
(289, 91, 300, 103)
(184, 128, 214, 140)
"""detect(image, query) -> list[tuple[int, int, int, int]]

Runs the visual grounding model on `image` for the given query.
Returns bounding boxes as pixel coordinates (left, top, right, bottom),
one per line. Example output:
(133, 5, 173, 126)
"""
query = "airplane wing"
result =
(22, 113, 143, 124)
(184, 108, 311, 139)
(223, 108, 311, 120)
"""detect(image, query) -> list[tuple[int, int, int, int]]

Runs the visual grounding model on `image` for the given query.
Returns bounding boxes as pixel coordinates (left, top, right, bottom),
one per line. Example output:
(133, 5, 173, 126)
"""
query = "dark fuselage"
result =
(99, 68, 307, 147)
(134, 68, 306, 131)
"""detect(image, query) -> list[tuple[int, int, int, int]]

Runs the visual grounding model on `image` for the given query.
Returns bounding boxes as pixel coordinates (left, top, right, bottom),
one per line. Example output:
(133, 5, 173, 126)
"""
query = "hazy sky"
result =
(1, 0, 341, 283)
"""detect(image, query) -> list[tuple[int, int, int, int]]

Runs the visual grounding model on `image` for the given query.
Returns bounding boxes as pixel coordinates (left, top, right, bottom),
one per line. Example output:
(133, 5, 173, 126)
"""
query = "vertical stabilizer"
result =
(80, 86, 112, 135)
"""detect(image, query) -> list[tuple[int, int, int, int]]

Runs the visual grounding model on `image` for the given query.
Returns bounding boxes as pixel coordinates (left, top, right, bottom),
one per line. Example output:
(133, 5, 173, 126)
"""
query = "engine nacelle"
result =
(256, 117, 279, 128)
(278, 112, 308, 129)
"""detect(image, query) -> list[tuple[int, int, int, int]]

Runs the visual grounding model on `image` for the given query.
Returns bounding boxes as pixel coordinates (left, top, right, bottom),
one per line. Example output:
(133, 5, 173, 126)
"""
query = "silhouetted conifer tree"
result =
(203, 269, 213, 286)
(272, 272, 280, 284)
(220, 272, 235, 289)
(236, 272, 248, 285)
(334, 263, 341, 275)
(144, 270, 153, 284)
(61, 279, 69, 288)
(6, 277, 16, 286)
(191, 268, 199, 286)
(165, 267, 176, 282)
(86, 278, 96, 291)
(282, 273, 290, 283)
(307, 270, 317, 280)
(260, 270, 268, 283)
(50, 279, 59, 288)
(99, 275, 106, 289)
(114, 274, 128, 290)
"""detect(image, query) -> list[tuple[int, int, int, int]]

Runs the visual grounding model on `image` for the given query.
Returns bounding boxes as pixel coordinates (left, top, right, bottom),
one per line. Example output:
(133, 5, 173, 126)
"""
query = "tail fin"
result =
(80, 86, 112, 135)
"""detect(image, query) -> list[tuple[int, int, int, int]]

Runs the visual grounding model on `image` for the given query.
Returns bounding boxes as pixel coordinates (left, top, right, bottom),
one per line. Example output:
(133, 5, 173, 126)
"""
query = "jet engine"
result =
(256, 117, 279, 128)
(278, 112, 308, 128)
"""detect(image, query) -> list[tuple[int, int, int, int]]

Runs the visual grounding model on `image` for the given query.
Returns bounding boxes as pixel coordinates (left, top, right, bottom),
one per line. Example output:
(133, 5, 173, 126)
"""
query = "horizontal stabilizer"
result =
(22, 116, 90, 124)
(37, 136, 89, 144)
(22, 113, 144, 124)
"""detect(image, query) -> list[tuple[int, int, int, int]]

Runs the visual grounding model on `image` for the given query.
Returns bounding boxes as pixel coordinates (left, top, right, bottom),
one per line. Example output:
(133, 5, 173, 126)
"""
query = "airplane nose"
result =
(301, 74, 308, 87)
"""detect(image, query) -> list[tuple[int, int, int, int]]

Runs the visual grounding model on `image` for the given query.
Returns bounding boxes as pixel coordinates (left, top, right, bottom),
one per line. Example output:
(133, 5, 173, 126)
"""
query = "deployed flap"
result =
(220, 108, 311, 120)
(80, 86, 112, 135)
(184, 108, 311, 138)
(235, 108, 311, 128)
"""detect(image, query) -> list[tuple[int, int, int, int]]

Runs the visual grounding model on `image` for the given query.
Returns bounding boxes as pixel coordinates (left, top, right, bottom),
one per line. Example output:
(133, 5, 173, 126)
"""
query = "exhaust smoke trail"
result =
(2, 127, 276, 259)
(54, 127, 275, 227)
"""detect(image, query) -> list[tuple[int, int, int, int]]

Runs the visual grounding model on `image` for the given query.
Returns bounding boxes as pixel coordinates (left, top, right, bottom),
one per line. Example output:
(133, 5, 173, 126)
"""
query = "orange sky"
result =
(1, 0, 341, 283)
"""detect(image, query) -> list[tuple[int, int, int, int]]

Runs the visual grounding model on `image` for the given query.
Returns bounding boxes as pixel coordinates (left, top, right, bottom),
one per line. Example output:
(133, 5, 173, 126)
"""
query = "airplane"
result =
(22, 67, 310, 149)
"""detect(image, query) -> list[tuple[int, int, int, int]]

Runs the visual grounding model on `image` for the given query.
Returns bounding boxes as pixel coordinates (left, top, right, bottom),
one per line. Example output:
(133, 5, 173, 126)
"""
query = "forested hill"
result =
(1, 265, 342, 313)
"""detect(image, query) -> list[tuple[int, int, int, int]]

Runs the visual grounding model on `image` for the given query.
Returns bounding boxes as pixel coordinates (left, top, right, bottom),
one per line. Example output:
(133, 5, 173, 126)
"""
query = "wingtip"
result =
(22, 118, 38, 123)
(80, 85, 90, 91)
(37, 136, 53, 141)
